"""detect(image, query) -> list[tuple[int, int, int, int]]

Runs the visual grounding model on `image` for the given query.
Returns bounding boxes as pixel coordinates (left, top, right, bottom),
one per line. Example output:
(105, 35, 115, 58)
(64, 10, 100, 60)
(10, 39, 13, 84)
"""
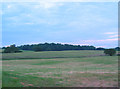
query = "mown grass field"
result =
(2, 50, 118, 87)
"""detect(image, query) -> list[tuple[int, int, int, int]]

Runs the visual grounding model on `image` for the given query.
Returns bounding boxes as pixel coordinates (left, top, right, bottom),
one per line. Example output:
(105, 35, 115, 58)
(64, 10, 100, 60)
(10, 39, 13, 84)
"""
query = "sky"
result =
(2, 2, 118, 48)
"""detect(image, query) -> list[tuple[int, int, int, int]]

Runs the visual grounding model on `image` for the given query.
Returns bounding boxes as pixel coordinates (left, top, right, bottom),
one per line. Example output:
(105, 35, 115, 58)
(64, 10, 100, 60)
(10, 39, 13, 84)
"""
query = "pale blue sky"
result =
(2, 2, 118, 48)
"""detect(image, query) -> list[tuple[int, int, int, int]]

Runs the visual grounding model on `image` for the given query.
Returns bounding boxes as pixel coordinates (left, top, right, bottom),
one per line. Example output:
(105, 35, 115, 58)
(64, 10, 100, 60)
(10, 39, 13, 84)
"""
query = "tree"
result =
(104, 49, 116, 56)
(115, 47, 120, 51)
(3, 44, 22, 53)
(33, 46, 42, 52)
(96, 47, 105, 50)
(18, 43, 97, 51)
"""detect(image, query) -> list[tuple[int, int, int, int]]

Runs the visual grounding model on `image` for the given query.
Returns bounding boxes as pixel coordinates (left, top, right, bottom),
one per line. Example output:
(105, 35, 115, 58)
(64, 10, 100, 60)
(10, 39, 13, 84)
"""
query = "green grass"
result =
(2, 50, 118, 87)
(2, 50, 104, 60)
(32, 60, 65, 65)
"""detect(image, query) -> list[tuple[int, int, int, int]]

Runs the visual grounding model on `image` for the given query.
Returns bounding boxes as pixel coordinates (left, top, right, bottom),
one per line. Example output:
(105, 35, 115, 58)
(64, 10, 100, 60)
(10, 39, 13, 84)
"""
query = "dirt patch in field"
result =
(20, 82, 34, 87)
(61, 71, 118, 87)
(24, 72, 43, 75)
(61, 71, 117, 74)
(3, 64, 11, 66)
(65, 77, 118, 87)
(79, 78, 117, 87)
(11, 77, 18, 79)
(78, 71, 117, 74)
(103, 64, 118, 67)
(37, 75, 63, 79)
(40, 59, 60, 61)
(9, 70, 14, 71)
(47, 67, 57, 68)
(82, 54, 105, 57)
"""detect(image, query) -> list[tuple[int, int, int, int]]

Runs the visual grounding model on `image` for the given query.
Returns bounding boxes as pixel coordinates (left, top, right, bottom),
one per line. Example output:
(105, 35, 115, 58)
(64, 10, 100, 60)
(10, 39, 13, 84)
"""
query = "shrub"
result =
(104, 49, 116, 56)
(117, 53, 120, 56)
(33, 46, 42, 52)
(3, 44, 22, 53)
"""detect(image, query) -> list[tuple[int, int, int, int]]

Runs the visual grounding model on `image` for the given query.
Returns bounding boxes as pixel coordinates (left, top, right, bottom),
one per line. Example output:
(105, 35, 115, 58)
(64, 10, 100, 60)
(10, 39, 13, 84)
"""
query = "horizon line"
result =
(1, 42, 118, 48)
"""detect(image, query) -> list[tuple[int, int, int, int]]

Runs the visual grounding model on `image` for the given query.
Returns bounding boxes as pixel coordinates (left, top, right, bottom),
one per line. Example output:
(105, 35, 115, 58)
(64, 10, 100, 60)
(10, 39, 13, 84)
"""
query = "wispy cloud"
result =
(7, 5, 12, 8)
(104, 32, 117, 35)
(76, 38, 118, 48)
(2, 2, 118, 48)
(35, 2, 64, 9)
(3, 0, 119, 2)
(82, 38, 118, 43)
(109, 35, 119, 38)
(103, 31, 118, 39)
(24, 23, 34, 25)
(96, 46, 106, 48)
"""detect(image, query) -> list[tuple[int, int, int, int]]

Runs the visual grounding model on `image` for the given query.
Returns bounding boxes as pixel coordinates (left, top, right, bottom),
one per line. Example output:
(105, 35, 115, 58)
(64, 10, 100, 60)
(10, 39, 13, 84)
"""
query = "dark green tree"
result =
(33, 46, 42, 52)
(3, 44, 22, 53)
(18, 43, 97, 51)
(96, 47, 105, 50)
(104, 49, 116, 56)
(115, 47, 120, 51)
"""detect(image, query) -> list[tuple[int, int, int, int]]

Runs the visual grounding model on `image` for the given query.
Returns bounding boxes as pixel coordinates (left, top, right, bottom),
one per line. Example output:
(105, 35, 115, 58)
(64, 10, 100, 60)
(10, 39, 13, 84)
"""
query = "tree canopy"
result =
(3, 44, 22, 53)
(18, 43, 96, 51)
(2, 43, 119, 52)
(104, 49, 116, 56)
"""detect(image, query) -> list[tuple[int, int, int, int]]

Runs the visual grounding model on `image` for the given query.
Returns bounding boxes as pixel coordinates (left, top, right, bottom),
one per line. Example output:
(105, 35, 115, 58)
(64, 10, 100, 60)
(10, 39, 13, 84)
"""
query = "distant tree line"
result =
(2, 43, 120, 53)
(17, 43, 97, 51)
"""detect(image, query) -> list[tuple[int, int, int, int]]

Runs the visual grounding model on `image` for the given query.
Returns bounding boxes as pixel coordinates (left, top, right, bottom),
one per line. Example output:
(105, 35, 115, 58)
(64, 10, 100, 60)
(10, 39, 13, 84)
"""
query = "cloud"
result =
(41, 2, 55, 9)
(104, 32, 117, 35)
(34, 2, 56, 9)
(76, 38, 118, 46)
(3, 0, 119, 2)
(7, 5, 12, 8)
(24, 23, 34, 25)
(34, 2, 64, 9)
(76, 38, 118, 48)
(83, 38, 118, 43)
(109, 35, 119, 38)
(2, 2, 118, 48)
(103, 31, 118, 39)
(3, 2, 65, 26)
(96, 46, 106, 48)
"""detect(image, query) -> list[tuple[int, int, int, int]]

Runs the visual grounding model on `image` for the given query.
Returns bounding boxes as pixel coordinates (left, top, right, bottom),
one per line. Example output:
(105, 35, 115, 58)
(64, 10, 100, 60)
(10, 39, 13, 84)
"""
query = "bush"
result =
(117, 53, 120, 56)
(3, 44, 22, 53)
(96, 47, 105, 50)
(33, 46, 42, 52)
(104, 49, 116, 56)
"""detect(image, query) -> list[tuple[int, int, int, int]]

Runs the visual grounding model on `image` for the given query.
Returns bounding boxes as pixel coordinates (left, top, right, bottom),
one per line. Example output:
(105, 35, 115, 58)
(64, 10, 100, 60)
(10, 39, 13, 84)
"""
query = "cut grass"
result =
(32, 60, 65, 65)
(3, 71, 64, 87)
(2, 50, 118, 87)
(2, 50, 104, 60)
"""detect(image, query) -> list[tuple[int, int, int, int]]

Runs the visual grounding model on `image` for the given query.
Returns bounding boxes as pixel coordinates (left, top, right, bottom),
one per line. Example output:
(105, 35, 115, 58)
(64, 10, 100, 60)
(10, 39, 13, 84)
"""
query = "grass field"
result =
(2, 50, 118, 87)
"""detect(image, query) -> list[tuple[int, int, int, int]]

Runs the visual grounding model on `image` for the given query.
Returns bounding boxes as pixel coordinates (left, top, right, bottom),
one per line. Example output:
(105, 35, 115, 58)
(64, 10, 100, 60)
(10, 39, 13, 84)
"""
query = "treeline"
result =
(18, 43, 97, 51)
(2, 43, 120, 52)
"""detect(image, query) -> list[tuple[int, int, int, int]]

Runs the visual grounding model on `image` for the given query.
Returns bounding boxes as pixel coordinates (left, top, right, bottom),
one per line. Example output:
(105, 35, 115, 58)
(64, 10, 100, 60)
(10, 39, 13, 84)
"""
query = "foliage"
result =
(18, 43, 96, 51)
(104, 49, 116, 56)
(117, 53, 120, 56)
(33, 46, 42, 52)
(96, 47, 105, 50)
(115, 47, 120, 51)
(3, 43, 120, 52)
(3, 44, 22, 53)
